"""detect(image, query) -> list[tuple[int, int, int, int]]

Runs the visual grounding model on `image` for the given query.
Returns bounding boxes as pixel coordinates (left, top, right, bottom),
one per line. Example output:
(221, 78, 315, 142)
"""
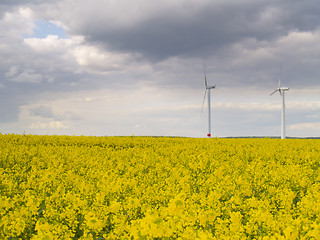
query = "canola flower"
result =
(0, 134, 320, 239)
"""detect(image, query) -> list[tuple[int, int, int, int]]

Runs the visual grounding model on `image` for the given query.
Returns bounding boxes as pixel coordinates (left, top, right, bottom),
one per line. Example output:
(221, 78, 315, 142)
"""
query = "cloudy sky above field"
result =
(1, 0, 320, 137)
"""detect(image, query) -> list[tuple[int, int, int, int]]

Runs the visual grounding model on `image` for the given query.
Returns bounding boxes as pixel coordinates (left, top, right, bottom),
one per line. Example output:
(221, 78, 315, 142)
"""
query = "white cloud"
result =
(215, 102, 279, 111)
(281, 102, 320, 113)
(29, 121, 67, 129)
(73, 45, 130, 73)
(0, 7, 35, 39)
(23, 34, 131, 74)
(24, 35, 83, 52)
(277, 31, 320, 51)
(289, 122, 320, 131)
(18, 7, 34, 20)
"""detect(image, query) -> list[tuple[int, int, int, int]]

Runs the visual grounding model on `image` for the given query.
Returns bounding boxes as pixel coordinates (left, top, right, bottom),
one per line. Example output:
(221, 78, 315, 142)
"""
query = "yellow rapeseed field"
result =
(1, 134, 320, 239)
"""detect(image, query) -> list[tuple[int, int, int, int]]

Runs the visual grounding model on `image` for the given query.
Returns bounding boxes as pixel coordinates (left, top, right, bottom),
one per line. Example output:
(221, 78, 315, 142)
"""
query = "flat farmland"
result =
(1, 134, 320, 239)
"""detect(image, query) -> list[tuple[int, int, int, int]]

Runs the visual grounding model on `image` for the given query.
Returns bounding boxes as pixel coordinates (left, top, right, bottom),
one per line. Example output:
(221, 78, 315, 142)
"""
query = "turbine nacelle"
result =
(270, 87, 289, 96)
(280, 87, 289, 91)
(206, 85, 216, 89)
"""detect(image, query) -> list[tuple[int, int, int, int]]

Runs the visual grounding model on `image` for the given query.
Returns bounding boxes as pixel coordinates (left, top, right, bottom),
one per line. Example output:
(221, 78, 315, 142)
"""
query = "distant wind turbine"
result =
(201, 65, 216, 137)
(270, 63, 289, 139)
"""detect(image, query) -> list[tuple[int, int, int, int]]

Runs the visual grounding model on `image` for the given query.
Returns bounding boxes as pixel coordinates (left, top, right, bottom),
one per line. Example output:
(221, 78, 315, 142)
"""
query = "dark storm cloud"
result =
(82, 2, 263, 60)
(77, 1, 320, 61)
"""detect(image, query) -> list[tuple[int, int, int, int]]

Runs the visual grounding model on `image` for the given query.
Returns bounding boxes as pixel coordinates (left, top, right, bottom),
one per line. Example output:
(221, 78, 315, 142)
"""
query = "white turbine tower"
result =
(201, 65, 216, 137)
(270, 63, 289, 139)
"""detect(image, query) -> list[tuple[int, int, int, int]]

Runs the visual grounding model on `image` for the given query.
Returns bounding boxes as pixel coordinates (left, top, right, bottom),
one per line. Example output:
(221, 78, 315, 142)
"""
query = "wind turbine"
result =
(270, 63, 289, 139)
(201, 65, 216, 137)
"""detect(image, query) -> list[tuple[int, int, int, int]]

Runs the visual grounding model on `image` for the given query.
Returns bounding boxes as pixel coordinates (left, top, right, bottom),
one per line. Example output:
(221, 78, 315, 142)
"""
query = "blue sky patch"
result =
(31, 20, 66, 39)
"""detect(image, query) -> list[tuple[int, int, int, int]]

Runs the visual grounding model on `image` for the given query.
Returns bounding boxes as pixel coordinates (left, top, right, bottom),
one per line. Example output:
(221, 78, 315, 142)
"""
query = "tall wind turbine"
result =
(270, 63, 289, 139)
(201, 65, 216, 137)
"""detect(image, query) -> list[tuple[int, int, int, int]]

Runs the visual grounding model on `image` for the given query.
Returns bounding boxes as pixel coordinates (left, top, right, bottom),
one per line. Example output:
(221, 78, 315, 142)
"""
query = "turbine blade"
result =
(204, 64, 207, 87)
(278, 62, 283, 88)
(270, 89, 279, 96)
(201, 89, 207, 116)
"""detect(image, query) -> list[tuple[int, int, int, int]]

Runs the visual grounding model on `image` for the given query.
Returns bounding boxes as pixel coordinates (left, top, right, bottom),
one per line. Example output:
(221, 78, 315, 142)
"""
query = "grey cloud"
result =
(279, 0, 320, 31)
(0, 86, 35, 122)
(29, 105, 55, 118)
(61, 1, 320, 61)
(0, 98, 20, 122)
(79, 2, 266, 60)
(29, 105, 82, 121)
(6, 68, 43, 83)
(0, 0, 58, 19)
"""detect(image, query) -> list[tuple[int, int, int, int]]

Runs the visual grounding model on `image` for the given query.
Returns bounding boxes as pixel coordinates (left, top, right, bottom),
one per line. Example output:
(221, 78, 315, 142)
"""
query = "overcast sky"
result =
(1, 0, 320, 137)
